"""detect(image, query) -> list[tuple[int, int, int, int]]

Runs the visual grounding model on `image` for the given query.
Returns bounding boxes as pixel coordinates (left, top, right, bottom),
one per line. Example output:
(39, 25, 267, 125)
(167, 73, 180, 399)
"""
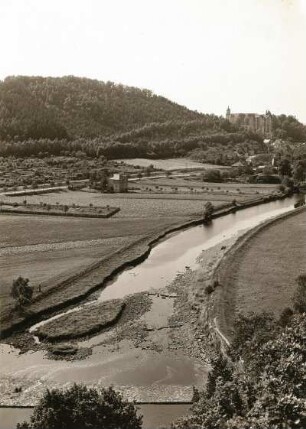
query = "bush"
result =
(202, 169, 223, 183)
(203, 201, 214, 222)
(293, 274, 306, 313)
(205, 285, 214, 295)
(11, 277, 33, 306)
(17, 384, 142, 429)
(278, 307, 293, 327)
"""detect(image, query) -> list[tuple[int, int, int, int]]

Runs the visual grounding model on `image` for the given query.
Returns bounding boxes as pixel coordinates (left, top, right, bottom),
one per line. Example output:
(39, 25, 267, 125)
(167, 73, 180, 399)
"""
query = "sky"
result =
(0, 0, 306, 122)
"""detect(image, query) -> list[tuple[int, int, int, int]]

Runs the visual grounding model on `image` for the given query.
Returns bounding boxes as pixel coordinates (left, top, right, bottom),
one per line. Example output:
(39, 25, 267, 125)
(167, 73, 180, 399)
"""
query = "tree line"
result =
(0, 130, 265, 164)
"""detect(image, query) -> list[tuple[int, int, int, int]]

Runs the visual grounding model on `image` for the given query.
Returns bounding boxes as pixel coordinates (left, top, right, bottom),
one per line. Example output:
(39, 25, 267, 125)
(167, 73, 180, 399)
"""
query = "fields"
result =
(133, 177, 278, 199)
(215, 208, 306, 337)
(0, 210, 186, 317)
(0, 202, 119, 218)
(0, 181, 280, 336)
(117, 158, 226, 170)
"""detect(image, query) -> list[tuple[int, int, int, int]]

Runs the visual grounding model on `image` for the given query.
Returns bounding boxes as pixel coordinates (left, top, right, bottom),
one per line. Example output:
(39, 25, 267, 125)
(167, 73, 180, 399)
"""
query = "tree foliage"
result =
(272, 114, 306, 142)
(172, 278, 306, 429)
(203, 201, 214, 222)
(17, 384, 142, 429)
(11, 276, 33, 306)
(0, 76, 203, 141)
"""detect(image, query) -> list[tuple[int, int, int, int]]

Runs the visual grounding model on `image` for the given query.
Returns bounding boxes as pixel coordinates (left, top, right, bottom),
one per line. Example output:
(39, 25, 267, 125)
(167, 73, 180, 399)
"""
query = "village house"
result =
(108, 173, 128, 193)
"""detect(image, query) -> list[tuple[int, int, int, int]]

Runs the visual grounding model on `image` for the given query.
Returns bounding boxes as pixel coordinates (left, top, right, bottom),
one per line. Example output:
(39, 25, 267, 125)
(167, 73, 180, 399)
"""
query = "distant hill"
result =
(0, 76, 266, 163)
(0, 76, 305, 145)
(4, 75, 305, 163)
(0, 75, 205, 140)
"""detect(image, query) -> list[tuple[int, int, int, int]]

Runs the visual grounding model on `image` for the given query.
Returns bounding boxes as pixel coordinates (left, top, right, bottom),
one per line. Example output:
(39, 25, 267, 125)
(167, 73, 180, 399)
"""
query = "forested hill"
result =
(1, 75, 304, 162)
(0, 75, 266, 161)
(0, 75, 205, 140)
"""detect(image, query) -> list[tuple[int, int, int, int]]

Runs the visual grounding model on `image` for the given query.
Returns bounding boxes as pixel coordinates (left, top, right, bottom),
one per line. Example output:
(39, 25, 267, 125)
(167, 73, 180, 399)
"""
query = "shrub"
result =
(293, 274, 306, 313)
(203, 201, 214, 222)
(11, 277, 33, 306)
(278, 307, 294, 327)
(205, 285, 214, 295)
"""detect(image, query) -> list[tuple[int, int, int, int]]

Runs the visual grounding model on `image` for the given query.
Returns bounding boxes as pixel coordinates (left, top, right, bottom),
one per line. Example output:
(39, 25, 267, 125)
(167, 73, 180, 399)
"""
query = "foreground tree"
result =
(17, 384, 142, 429)
(11, 276, 33, 307)
(203, 201, 214, 223)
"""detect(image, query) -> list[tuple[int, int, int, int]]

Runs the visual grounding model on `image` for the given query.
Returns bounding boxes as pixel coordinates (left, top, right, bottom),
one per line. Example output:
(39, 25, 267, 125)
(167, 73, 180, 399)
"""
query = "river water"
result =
(0, 196, 298, 428)
(0, 404, 191, 429)
(97, 197, 297, 302)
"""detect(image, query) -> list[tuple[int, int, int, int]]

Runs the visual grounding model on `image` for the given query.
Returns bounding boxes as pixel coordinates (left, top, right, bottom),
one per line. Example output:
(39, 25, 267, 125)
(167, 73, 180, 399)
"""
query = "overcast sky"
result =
(0, 0, 305, 122)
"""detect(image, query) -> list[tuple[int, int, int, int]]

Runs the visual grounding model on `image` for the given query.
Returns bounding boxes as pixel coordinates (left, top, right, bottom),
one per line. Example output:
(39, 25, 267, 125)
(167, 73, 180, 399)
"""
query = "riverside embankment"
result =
(212, 204, 306, 342)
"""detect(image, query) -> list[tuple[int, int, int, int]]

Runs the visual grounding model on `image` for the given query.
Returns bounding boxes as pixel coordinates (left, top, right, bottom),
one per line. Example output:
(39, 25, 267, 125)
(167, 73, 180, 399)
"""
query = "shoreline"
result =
(0, 192, 286, 340)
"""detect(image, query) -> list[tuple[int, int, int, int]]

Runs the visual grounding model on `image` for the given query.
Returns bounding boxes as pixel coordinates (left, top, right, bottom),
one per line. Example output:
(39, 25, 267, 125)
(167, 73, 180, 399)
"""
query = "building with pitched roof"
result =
(226, 107, 272, 137)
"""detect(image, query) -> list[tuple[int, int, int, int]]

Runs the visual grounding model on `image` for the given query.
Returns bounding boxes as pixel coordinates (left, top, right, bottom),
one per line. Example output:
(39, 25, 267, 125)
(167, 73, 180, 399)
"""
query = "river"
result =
(0, 404, 191, 429)
(0, 196, 298, 428)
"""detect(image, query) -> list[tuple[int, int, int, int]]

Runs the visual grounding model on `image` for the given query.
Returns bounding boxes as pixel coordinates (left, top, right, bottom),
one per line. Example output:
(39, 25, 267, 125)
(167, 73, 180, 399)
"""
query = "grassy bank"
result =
(212, 206, 306, 340)
(34, 299, 125, 341)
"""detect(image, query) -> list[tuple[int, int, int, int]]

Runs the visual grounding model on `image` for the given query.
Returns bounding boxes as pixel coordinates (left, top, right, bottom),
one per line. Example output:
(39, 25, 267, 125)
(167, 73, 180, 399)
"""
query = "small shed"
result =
(109, 174, 128, 193)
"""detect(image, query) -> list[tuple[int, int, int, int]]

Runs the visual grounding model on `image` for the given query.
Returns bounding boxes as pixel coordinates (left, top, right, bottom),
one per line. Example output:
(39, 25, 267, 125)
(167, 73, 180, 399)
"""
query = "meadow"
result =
(215, 208, 306, 339)
(0, 207, 187, 316)
(2, 189, 227, 218)
(117, 158, 227, 170)
(134, 177, 278, 198)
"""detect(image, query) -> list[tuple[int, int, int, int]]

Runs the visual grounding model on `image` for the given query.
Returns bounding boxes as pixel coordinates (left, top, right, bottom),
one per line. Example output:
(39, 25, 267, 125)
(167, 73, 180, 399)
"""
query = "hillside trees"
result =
(171, 273, 306, 429)
(293, 160, 306, 182)
(0, 76, 268, 161)
(272, 114, 306, 142)
(2, 76, 305, 162)
(0, 76, 202, 140)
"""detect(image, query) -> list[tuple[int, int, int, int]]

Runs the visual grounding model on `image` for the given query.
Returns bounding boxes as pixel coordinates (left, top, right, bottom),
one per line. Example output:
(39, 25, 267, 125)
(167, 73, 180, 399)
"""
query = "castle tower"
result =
(226, 106, 231, 120)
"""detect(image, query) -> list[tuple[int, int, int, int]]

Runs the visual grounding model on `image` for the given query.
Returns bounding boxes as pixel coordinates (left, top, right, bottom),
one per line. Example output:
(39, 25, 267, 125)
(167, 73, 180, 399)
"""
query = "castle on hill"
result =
(226, 107, 272, 137)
